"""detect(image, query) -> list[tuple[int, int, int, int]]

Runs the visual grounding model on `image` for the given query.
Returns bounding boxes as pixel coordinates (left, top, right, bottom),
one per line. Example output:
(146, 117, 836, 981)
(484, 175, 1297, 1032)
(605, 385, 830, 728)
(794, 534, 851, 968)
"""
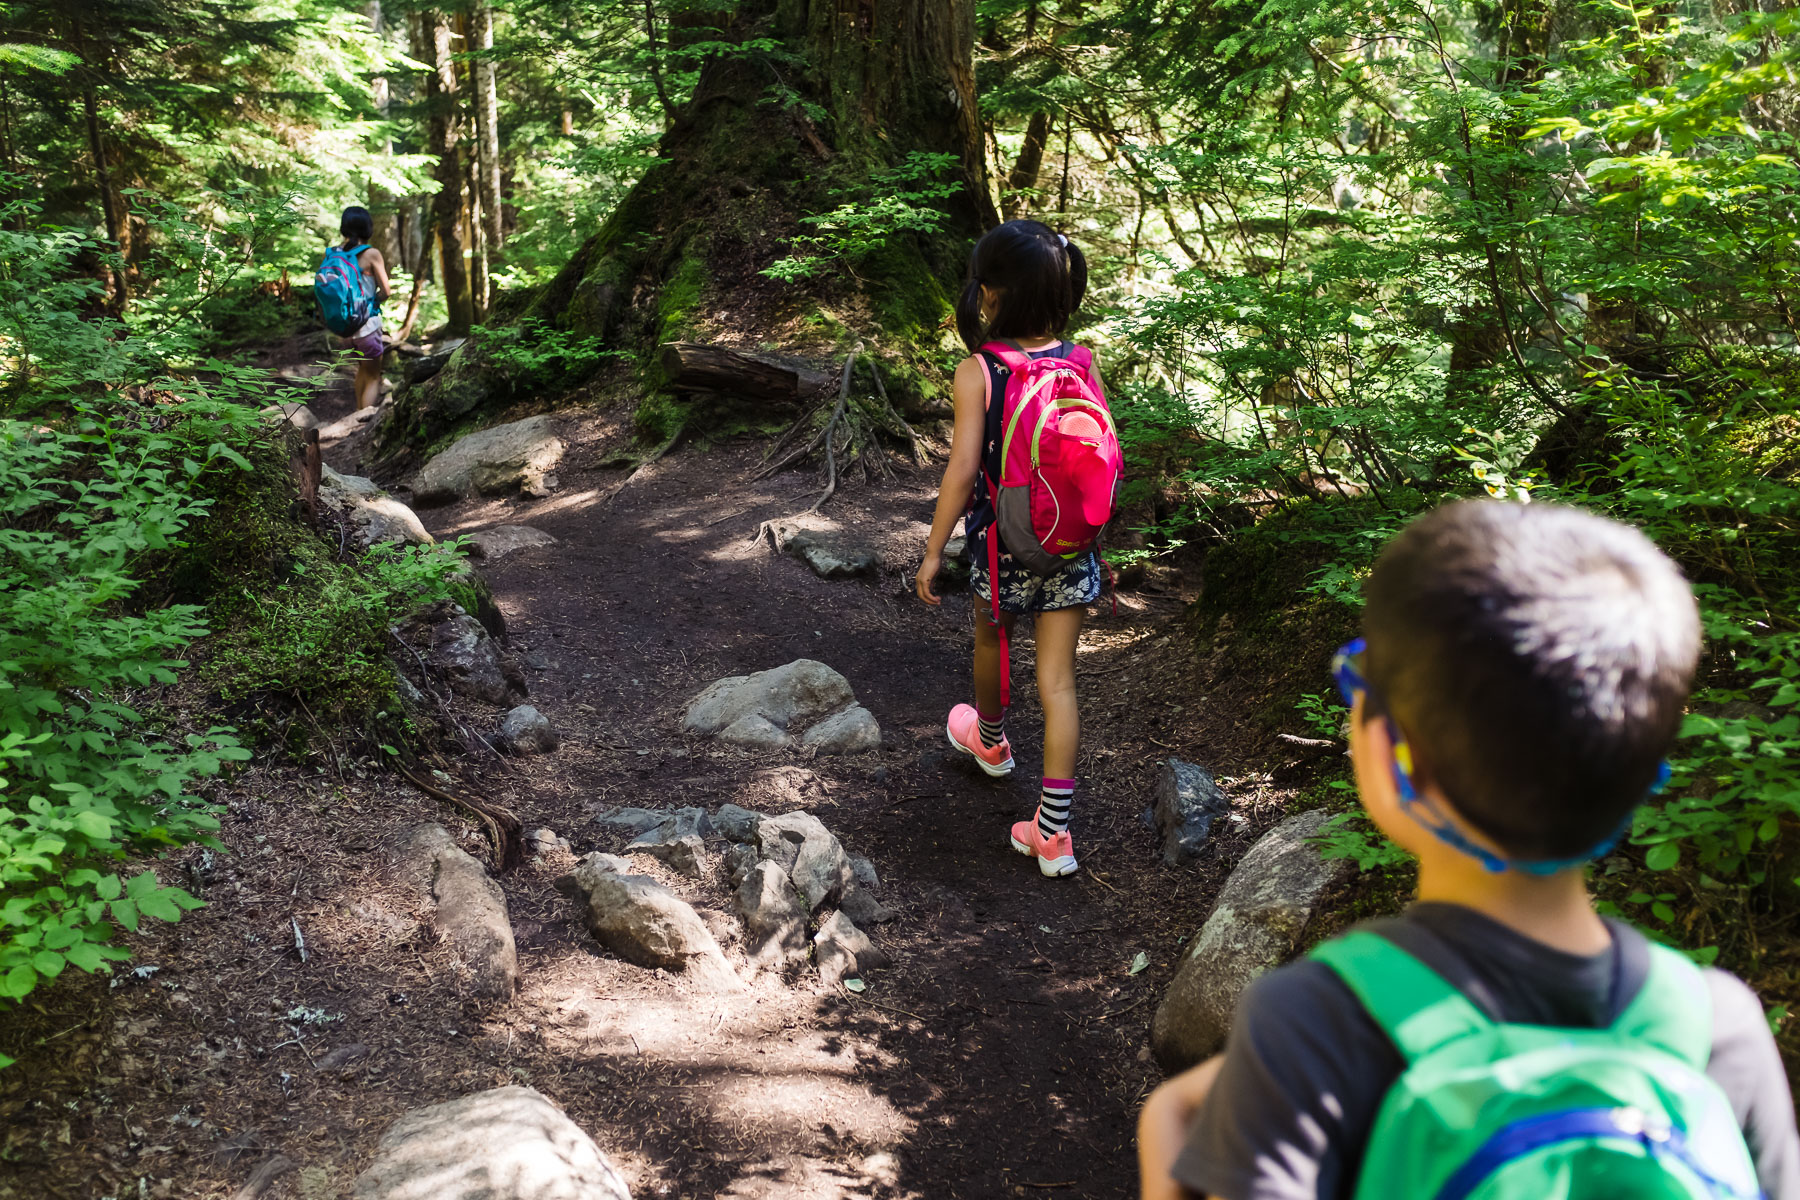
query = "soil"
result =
(0, 346, 1315, 1200)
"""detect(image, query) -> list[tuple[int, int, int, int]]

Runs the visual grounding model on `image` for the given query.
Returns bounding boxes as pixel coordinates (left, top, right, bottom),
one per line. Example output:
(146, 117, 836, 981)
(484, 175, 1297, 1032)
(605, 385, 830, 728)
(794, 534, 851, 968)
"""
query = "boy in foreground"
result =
(1139, 500, 1799, 1200)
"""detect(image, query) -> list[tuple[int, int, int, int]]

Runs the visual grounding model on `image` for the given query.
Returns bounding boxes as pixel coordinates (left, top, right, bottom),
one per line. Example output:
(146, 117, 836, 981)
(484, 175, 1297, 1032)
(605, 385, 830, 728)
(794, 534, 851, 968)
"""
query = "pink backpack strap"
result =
(979, 340, 1033, 373)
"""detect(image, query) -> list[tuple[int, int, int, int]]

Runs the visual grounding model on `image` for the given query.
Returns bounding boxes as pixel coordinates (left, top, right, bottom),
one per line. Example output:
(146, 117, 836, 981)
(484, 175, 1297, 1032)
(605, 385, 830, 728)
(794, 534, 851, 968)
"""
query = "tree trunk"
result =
(471, 0, 503, 249)
(1003, 109, 1053, 217)
(421, 8, 472, 335)
(385, 0, 995, 453)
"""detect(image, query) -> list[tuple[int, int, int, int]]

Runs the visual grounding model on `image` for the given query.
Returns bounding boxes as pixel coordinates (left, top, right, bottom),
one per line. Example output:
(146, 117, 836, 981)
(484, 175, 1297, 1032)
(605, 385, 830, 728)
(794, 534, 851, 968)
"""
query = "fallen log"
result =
(659, 341, 825, 401)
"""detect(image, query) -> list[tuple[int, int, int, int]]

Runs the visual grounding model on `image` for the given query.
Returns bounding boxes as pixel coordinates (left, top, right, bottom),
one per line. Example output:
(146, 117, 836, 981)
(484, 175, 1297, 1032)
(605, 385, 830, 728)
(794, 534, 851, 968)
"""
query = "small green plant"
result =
(1314, 810, 1411, 872)
(1294, 691, 1347, 741)
(762, 152, 964, 283)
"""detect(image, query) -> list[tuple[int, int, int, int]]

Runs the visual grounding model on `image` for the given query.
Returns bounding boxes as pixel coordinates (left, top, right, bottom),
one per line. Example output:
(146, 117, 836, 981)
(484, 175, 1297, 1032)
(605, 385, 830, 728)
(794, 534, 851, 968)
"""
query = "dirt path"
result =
(0, 356, 1293, 1200)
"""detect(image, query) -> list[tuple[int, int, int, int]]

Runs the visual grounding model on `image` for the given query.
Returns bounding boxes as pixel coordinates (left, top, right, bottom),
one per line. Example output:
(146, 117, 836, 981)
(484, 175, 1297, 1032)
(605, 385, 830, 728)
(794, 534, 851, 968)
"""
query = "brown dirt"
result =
(0, 350, 1315, 1200)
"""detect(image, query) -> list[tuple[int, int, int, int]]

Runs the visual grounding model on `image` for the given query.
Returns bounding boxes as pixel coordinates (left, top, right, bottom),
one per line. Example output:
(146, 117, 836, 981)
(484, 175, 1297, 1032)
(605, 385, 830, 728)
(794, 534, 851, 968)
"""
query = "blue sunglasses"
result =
(1330, 638, 1667, 876)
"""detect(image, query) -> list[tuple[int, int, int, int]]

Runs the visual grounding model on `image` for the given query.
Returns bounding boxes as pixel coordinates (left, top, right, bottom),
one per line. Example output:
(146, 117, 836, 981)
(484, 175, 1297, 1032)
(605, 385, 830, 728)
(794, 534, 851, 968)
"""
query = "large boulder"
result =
(411, 415, 564, 506)
(1153, 759, 1233, 867)
(684, 660, 880, 752)
(397, 824, 517, 1001)
(350, 1085, 630, 1200)
(425, 603, 521, 705)
(734, 861, 810, 972)
(319, 464, 434, 550)
(260, 400, 319, 431)
(1151, 809, 1352, 1070)
(799, 705, 881, 756)
(813, 910, 889, 988)
(559, 855, 739, 990)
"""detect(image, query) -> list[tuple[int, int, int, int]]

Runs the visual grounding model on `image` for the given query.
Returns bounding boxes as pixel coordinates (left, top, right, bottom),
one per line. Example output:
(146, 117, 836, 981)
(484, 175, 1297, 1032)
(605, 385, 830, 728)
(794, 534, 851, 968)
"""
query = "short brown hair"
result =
(1363, 501, 1701, 859)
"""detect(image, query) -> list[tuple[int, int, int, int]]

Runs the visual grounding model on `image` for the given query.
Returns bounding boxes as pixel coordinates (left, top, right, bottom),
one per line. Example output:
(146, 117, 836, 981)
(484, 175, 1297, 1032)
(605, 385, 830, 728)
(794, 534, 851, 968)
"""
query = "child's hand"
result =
(915, 551, 943, 605)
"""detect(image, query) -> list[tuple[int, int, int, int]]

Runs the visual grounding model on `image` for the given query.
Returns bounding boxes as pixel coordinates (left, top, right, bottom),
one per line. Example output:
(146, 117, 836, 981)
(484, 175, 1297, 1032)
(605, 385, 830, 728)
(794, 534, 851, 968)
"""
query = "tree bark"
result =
(472, 0, 503, 249)
(1004, 109, 1053, 216)
(421, 8, 472, 335)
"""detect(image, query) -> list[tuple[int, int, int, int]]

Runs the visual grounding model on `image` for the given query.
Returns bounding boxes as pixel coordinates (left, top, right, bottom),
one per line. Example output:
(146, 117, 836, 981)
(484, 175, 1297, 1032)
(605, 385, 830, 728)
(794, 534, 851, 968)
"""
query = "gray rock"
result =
(838, 884, 895, 927)
(404, 344, 460, 386)
(849, 855, 880, 890)
(593, 807, 667, 834)
(734, 861, 809, 971)
(768, 519, 883, 580)
(318, 404, 382, 441)
(398, 824, 517, 1000)
(1151, 809, 1352, 1070)
(719, 713, 791, 749)
(314, 1042, 370, 1072)
(469, 524, 558, 563)
(726, 842, 759, 886)
(499, 704, 559, 755)
(813, 910, 889, 988)
(799, 704, 882, 755)
(684, 660, 856, 740)
(1153, 759, 1233, 867)
(753, 811, 852, 912)
(635, 834, 707, 877)
(350, 1085, 630, 1200)
(938, 534, 972, 589)
(712, 803, 764, 843)
(621, 807, 712, 847)
(525, 828, 564, 856)
(411, 415, 564, 506)
(563, 862, 739, 990)
(320, 464, 435, 549)
(560, 851, 631, 878)
(260, 401, 319, 431)
(426, 604, 518, 705)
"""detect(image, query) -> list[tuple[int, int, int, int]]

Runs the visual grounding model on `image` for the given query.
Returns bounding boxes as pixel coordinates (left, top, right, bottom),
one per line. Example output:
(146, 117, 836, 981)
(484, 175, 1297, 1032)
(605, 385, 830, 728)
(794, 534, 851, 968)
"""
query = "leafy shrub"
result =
(762, 152, 964, 283)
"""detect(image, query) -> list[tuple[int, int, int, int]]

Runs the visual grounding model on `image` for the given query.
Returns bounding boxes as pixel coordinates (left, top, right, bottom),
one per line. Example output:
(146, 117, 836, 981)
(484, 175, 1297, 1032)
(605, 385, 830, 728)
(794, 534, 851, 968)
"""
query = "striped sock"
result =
(1038, 778, 1075, 837)
(978, 711, 1005, 749)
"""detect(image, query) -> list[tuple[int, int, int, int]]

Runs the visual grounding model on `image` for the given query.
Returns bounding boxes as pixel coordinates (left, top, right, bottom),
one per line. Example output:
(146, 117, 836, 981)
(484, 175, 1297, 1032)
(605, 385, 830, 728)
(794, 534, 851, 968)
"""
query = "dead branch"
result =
(809, 341, 862, 513)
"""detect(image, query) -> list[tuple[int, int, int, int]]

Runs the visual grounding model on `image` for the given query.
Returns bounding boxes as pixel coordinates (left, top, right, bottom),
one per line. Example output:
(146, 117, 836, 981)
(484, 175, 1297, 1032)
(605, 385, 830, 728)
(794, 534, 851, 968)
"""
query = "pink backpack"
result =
(979, 340, 1124, 705)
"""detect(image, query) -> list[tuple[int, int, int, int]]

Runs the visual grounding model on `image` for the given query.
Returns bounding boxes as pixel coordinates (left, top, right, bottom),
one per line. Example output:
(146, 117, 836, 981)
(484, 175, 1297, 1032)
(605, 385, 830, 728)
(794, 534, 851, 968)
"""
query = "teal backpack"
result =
(314, 245, 373, 336)
(1312, 930, 1765, 1200)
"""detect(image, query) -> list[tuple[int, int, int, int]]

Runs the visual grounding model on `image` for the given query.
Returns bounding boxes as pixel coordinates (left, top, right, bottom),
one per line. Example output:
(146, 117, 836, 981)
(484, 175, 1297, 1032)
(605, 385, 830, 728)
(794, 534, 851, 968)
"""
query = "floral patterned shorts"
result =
(969, 530, 1102, 615)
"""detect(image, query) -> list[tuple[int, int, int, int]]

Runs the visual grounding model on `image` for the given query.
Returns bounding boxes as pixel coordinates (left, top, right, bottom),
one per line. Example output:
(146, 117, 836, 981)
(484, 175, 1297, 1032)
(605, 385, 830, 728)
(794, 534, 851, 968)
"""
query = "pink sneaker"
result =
(1010, 811, 1079, 877)
(945, 703, 1014, 777)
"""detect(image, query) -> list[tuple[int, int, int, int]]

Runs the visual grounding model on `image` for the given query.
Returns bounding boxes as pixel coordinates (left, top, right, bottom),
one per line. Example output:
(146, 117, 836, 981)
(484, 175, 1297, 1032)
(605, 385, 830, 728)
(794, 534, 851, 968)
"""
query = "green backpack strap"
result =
(1311, 930, 1491, 1063)
(1613, 941, 1713, 1069)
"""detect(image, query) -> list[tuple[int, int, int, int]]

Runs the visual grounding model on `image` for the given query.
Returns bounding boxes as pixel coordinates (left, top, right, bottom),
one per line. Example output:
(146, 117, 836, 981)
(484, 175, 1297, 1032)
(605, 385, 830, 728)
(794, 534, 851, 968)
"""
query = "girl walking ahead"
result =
(914, 220, 1119, 878)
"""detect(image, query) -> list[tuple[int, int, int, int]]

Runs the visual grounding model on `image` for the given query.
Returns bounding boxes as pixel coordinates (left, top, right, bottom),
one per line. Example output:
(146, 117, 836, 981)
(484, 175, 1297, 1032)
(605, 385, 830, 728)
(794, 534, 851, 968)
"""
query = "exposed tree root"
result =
(753, 339, 929, 511)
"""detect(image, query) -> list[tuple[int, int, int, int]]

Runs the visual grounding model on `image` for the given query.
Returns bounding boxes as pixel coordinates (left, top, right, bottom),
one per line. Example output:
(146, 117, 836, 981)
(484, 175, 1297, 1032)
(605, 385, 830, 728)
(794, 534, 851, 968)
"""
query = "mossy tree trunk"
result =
(384, 0, 996, 453)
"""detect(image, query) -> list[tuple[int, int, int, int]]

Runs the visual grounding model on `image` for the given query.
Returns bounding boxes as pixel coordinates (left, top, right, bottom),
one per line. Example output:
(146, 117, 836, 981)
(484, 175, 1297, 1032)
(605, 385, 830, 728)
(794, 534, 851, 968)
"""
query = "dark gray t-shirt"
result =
(1173, 903, 1800, 1200)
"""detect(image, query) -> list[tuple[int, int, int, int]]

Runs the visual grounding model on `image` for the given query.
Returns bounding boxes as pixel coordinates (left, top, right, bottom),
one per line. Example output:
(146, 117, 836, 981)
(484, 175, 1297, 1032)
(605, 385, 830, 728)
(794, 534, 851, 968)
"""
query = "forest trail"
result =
(301, 355, 1257, 1197)
(0, 345, 1285, 1200)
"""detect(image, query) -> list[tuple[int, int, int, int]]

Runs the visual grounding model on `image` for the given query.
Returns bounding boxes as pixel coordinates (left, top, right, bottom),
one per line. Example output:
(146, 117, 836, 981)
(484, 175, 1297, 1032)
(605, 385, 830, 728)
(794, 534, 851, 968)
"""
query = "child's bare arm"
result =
(1139, 1057, 1223, 1200)
(915, 355, 987, 605)
(364, 247, 391, 302)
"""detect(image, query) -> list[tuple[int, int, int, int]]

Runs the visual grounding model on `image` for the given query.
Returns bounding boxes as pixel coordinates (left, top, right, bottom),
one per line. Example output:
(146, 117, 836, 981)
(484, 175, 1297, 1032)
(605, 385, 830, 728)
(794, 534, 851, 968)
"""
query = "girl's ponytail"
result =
(956, 275, 987, 355)
(1061, 235, 1088, 315)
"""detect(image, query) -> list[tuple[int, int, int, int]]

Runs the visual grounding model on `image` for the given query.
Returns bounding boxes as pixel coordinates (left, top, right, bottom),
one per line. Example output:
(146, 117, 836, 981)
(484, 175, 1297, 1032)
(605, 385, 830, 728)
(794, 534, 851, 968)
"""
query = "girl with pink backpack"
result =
(914, 221, 1123, 878)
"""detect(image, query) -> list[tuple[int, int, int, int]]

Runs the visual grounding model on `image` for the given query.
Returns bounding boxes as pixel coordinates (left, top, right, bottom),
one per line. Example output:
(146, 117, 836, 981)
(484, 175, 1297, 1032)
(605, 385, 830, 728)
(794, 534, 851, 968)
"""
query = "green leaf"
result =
(1128, 951, 1150, 976)
(124, 870, 159, 899)
(0, 964, 37, 999)
(1644, 843, 1681, 871)
(842, 977, 866, 993)
(70, 810, 113, 840)
(94, 874, 122, 901)
(31, 951, 64, 978)
(136, 891, 181, 924)
(109, 898, 139, 932)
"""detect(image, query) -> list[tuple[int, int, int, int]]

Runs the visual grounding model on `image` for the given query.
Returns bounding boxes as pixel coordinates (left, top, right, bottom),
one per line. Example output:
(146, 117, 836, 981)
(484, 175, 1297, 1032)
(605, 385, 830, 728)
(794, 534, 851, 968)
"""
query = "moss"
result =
(633, 393, 691, 445)
(862, 238, 955, 345)
(653, 233, 711, 350)
(153, 431, 419, 754)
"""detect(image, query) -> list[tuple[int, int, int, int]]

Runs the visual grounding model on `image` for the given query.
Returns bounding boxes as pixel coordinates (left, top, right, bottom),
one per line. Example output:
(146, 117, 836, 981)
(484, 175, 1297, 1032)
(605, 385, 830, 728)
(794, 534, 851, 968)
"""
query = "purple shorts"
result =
(348, 330, 385, 361)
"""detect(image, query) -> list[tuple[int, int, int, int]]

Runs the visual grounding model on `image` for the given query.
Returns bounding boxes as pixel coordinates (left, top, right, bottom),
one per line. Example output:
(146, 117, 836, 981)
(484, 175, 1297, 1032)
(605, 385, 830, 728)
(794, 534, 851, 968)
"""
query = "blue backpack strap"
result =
(1613, 941, 1713, 1068)
(1311, 930, 1491, 1064)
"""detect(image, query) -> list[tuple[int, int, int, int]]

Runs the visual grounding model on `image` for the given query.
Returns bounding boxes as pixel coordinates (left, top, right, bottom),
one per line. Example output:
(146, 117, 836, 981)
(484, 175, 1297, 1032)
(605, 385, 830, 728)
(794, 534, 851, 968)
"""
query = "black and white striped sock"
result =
(1038, 778, 1075, 837)
(978, 711, 1005, 749)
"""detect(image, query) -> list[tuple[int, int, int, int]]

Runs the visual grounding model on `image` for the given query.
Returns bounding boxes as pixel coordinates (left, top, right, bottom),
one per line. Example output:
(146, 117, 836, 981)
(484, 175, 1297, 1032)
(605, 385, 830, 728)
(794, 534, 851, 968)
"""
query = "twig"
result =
(1085, 871, 1122, 896)
(839, 985, 930, 1022)
(231, 1154, 296, 1200)
(392, 229, 437, 348)
(291, 917, 308, 964)
(1093, 991, 1153, 1021)
(1277, 732, 1338, 749)
(1017, 1183, 1078, 1190)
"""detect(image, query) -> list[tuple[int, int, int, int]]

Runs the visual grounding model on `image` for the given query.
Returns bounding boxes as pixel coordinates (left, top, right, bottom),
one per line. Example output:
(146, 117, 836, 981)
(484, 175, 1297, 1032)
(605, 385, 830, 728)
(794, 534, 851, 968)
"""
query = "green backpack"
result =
(1311, 930, 1765, 1200)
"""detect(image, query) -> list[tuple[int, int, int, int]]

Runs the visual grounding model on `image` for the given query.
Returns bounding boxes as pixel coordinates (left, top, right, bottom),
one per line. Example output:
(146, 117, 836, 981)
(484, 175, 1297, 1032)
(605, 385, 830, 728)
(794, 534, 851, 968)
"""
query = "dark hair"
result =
(340, 206, 374, 244)
(957, 219, 1088, 354)
(1363, 500, 1700, 859)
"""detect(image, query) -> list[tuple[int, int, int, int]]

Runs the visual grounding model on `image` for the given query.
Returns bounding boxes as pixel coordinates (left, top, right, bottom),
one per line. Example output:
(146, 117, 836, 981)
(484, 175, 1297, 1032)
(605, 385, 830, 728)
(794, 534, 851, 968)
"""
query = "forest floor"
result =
(0, 348, 1315, 1200)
